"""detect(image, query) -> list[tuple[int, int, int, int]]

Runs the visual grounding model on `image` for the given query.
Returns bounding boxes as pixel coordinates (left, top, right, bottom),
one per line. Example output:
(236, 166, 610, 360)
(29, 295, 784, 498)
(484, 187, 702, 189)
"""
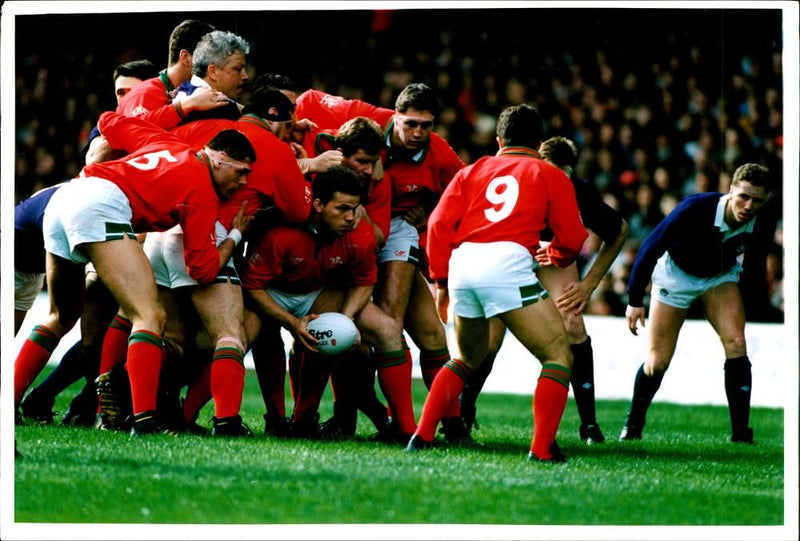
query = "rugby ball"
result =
(306, 312, 360, 356)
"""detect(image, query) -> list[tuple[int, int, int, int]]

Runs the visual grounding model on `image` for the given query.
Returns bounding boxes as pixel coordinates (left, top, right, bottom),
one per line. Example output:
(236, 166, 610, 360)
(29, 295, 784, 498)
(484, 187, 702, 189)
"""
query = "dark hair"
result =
(539, 136, 578, 169)
(256, 73, 301, 93)
(334, 117, 384, 157)
(207, 129, 256, 162)
(395, 83, 439, 116)
(112, 59, 159, 82)
(312, 165, 364, 203)
(168, 19, 215, 66)
(496, 104, 543, 149)
(246, 85, 294, 121)
(732, 163, 771, 189)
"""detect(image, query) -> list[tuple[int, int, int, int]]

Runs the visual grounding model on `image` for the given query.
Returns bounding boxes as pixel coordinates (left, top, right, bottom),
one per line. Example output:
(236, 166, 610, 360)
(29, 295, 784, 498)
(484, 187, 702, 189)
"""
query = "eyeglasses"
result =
(398, 116, 434, 130)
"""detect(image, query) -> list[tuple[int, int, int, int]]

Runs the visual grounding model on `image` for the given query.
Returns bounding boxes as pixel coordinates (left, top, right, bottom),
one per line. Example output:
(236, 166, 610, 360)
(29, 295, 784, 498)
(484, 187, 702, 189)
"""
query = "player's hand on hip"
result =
(626, 305, 646, 336)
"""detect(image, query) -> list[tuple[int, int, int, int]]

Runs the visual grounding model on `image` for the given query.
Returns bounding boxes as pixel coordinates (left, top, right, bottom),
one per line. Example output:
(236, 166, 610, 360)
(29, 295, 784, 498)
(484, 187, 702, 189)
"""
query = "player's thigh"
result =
(537, 263, 587, 340)
(375, 260, 416, 321)
(83, 237, 163, 329)
(645, 298, 689, 370)
(404, 271, 446, 348)
(356, 302, 403, 351)
(498, 296, 571, 366)
(702, 281, 747, 354)
(453, 315, 490, 370)
(190, 280, 245, 342)
(44, 252, 87, 335)
(308, 288, 346, 314)
(487, 318, 508, 356)
(80, 272, 118, 346)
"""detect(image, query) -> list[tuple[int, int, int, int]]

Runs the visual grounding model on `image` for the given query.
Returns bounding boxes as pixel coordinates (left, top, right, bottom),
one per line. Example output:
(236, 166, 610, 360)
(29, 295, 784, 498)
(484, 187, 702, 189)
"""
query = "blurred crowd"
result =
(13, 8, 784, 322)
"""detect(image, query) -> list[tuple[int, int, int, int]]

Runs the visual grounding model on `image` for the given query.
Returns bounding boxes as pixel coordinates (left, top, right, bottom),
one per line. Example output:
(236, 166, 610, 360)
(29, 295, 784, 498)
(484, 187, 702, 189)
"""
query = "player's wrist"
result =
(226, 228, 243, 246)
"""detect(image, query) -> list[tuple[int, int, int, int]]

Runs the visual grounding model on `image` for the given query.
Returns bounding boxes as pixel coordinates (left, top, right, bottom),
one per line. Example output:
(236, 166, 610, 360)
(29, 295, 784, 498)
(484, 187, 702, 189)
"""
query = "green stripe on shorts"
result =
(520, 282, 549, 306)
(105, 222, 136, 241)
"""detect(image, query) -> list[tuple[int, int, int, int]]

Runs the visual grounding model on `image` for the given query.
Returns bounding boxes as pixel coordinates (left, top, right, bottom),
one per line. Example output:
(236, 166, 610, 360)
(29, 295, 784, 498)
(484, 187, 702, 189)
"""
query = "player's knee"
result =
(720, 333, 747, 356)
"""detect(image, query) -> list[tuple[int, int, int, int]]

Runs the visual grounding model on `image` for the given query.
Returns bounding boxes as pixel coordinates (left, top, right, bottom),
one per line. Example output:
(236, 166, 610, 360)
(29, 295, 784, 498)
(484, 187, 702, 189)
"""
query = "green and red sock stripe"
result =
(128, 330, 164, 347)
(28, 325, 59, 351)
(374, 349, 406, 369)
(420, 347, 450, 370)
(444, 358, 472, 382)
(213, 346, 245, 364)
(108, 314, 132, 332)
(539, 362, 570, 388)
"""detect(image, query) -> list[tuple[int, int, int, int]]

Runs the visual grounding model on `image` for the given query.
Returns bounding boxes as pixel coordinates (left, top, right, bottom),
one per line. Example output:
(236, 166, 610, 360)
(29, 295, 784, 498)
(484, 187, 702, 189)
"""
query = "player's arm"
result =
(246, 289, 320, 352)
(341, 285, 374, 321)
(541, 173, 588, 268)
(98, 111, 183, 153)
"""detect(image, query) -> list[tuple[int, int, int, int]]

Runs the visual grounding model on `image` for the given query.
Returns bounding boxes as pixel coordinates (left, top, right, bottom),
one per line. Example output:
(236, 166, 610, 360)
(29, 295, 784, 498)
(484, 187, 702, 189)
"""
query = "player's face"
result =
(114, 75, 143, 104)
(317, 192, 361, 236)
(210, 152, 252, 200)
(393, 108, 434, 152)
(727, 180, 767, 225)
(342, 149, 380, 182)
(212, 52, 249, 99)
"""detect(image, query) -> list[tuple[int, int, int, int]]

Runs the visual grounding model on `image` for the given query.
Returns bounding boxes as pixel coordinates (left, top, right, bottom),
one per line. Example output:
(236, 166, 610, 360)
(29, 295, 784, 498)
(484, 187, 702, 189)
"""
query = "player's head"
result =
(335, 117, 384, 184)
(393, 83, 438, 152)
(257, 73, 306, 142)
(112, 59, 159, 104)
(192, 30, 251, 99)
(205, 129, 256, 200)
(167, 19, 215, 67)
(727, 163, 771, 224)
(245, 84, 295, 140)
(496, 104, 544, 149)
(312, 166, 364, 236)
(539, 136, 578, 174)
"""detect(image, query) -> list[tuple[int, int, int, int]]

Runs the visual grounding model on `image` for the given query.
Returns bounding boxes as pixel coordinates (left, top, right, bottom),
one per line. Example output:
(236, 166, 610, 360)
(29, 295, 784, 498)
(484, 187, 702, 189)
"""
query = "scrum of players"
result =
(15, 19, 769, 461)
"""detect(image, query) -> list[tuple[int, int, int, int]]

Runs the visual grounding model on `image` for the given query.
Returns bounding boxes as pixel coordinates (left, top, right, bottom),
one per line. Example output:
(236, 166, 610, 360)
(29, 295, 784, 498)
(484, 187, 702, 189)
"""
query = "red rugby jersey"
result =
(426, 146, 587, 282)
(242, 219, 378, 294)
(85, 112, 228, 285)
(170, 114, 312, 229)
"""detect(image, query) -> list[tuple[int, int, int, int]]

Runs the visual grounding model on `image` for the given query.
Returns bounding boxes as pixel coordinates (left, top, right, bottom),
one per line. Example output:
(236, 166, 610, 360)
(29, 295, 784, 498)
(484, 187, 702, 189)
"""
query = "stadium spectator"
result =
(620, 163, 772, 444)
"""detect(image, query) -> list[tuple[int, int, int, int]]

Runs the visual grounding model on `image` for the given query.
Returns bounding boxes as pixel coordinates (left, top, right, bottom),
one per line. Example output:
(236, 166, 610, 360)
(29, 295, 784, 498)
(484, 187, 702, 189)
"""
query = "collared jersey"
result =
(626, 192, 756, 307)
(83, 111, 227, 285)
(241, 219, 378, 294)
(382, 124, 464, 217)
(426, 146, 587, 283)
(173, 75, 241, 122)
(170, 114, 312, 230)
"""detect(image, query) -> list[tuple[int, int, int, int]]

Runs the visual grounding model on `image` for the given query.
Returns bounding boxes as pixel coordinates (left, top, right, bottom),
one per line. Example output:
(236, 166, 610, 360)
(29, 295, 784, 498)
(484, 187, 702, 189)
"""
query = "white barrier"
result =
(15, 294, 789, 408)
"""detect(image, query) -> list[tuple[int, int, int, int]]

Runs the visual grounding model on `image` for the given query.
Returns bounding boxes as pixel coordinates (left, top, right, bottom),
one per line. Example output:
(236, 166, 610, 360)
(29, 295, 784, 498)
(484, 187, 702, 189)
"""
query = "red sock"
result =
(99, 315, 132, 374)
(15, 325, 59, 406)
(375, 349, 416, 434)
(530, 363, 571, 459)
(183, 362, 212, 423)
(414, 358, 470, 441)
(210, 347, 245, 419)
(292, 350, 331, 422)
(126, 330, 164, 415)
(419, 347, 450, 390)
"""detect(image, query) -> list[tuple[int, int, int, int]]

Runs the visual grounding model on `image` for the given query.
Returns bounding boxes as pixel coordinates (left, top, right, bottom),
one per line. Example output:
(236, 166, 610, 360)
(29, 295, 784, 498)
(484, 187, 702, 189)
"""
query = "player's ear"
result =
(312, 198, 324, 213)
(179, 49, 193, 68)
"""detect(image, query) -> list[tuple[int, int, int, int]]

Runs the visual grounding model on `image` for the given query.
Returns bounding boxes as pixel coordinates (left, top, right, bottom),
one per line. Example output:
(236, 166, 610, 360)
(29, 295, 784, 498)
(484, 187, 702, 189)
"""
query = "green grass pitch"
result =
(14, 369, 784, 528)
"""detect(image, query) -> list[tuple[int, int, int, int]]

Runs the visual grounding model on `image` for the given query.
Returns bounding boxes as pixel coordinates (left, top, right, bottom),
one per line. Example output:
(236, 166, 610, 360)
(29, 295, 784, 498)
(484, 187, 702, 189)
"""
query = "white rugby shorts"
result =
(43, 177, 135, 264)
(266, 288, 324, 318)
(14, 269, 45, 311)
(144, 222, 237, 289)
(651, 252, 742, 309)
(449, 241, 549, 318)
(377, 216, 423, 265)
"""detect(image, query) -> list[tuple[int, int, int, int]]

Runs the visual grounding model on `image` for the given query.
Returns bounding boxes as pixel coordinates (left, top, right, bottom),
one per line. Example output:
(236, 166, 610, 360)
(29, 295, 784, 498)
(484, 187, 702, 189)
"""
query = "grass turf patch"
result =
(14, 369, 783, 526)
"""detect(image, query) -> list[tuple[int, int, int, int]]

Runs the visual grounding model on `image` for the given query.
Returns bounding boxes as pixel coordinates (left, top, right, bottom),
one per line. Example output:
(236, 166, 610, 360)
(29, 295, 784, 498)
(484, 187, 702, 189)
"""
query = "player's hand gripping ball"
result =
(306, 312, 360, 355)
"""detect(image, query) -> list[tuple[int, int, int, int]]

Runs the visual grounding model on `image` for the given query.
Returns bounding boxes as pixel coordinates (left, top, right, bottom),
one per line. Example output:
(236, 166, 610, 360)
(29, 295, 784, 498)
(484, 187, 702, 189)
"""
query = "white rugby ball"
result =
(306, 312, 360, 356)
